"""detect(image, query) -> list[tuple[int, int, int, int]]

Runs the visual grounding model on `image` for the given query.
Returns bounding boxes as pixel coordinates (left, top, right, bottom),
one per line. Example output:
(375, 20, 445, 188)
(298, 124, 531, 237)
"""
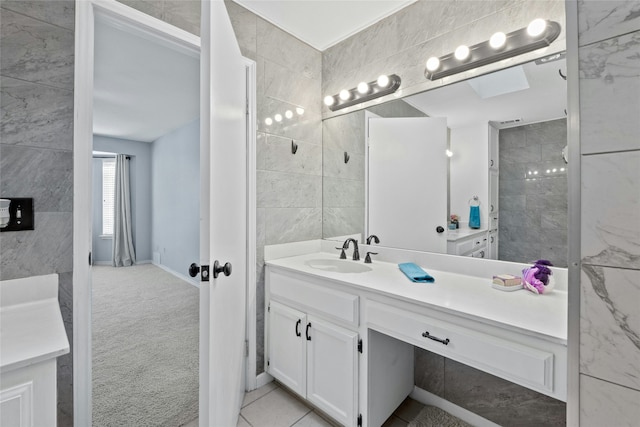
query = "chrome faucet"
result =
(342, 238, 360, 261)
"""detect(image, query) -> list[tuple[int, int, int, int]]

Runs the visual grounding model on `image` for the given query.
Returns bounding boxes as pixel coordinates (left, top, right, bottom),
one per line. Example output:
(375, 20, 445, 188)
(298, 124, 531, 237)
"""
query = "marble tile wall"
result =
(414, 348, 566, 426)
(0, 2, 75, 424)
(577, 1, 640, 424)
(224, 1, 323, 375)
(322, 0, 566, 120)
(498, 119, 568, 267)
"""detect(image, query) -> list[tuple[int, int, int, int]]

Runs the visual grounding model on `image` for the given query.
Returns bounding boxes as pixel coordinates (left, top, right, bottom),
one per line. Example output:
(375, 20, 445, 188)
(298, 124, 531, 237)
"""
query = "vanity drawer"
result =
(268, 269, 359, 326)
(366, 301, 555, 395)
(456, 238, 476, 254)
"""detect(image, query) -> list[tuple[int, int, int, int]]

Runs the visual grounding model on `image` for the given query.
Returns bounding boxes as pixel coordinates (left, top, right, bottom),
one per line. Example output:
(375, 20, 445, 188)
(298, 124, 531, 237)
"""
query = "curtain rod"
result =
(92, 155, 131, 159)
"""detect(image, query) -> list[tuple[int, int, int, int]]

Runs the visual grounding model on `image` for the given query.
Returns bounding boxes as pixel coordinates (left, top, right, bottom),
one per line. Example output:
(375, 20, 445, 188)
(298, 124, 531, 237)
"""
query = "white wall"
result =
(449, 124, 489, 229)
(92, 136, 153, 263)
(151, 119, 199, 279)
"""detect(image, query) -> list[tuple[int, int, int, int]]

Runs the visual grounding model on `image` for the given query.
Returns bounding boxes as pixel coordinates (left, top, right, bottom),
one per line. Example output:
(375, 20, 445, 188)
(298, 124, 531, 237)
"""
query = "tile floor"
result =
(181, 382, 426, 427)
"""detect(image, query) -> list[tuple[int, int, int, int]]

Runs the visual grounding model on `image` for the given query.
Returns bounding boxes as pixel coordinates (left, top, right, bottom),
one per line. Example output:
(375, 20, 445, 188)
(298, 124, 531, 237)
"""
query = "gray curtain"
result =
(112, 154, 136, 267)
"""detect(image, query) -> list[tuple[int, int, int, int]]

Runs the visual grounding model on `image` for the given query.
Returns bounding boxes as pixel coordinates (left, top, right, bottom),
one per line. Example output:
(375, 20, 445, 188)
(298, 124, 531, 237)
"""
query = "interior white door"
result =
(368, 117, 448, 253)
(200, 2, 247, 426)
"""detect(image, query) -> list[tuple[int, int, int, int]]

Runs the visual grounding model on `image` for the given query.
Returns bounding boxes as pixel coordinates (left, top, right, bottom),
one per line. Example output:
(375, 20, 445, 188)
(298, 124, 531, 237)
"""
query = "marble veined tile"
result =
(581, 266, 640, 390)
(578, 0, 640, 46)
(581, 151, 640, 269)
(258, 135, 322, 176)
(257, 17, 321, 81)
(0, 9, 74, 90)
(580, 374, 640, 427)
(257, 170, 321, 208)
(116, 0, 163, 21)
(264, 59, 321, 114)
(1, 1, 75, 30)
(1, 77, 73, 150)
(0, 144, 73, 213)
(225, 0, 257, 60)
(264, 207, 322, 245)
(322, 207, 364, 241)
(0, 212, 73, 280)
(322, 110, 366, 155)
(579, 32, 640, 154)
(258, 97, 322, 145)
(323, 177, 364, 208)
(163, 0, 201, 36)
(322, 147, 364, 181)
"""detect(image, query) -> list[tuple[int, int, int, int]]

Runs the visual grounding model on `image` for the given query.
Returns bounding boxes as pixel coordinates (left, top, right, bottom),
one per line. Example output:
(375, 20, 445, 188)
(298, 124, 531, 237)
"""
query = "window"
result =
(102, 159, 115, 236)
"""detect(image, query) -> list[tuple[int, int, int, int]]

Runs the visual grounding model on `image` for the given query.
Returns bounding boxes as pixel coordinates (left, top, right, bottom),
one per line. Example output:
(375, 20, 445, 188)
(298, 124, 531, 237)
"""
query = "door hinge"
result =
(357, 339, 363, 354)
(245, 340, 249, 357)
(357, 414, 362, 426)
(201, 265, 210, 282)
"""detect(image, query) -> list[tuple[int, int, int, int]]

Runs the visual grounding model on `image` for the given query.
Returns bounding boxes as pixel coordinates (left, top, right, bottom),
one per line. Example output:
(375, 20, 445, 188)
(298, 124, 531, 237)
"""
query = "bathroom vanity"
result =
(0, 274, 70, 426)
(265, 249, 567, 427)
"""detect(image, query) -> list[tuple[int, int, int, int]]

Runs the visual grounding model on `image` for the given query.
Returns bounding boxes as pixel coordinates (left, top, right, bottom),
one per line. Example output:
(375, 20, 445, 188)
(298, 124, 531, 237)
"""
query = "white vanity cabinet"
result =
(447, 230, 488, 257)
(266, 270, 360, 427)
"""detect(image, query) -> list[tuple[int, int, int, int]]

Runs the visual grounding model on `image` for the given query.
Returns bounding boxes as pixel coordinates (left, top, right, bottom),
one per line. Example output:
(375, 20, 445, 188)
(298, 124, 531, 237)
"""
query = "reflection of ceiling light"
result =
(296, 107, 305, 115)
(377, 75, 390, 88)
(528, 171, 532, 175)
(285, 110, 293, 119)
(274, 114, 282, 122)
(426, 57, 440, 71)
(560, 167, 565, 172)
(489, 32, 506, 49)
(265, 117, 273, 126)
(527, 19, 547, 37)
(533, 171, 538, 175)
(454, 45, 470, 60)
(445, 149, 453, 157)
(324, 96, 335, 106)
(546, 169, 551, 173)
(357, 82, 369, 94)
(552, 168, 557, 172)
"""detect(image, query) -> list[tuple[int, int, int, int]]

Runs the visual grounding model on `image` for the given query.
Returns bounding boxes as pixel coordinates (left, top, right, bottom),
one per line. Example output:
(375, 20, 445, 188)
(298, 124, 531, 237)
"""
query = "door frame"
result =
(73, 1, 257, 423)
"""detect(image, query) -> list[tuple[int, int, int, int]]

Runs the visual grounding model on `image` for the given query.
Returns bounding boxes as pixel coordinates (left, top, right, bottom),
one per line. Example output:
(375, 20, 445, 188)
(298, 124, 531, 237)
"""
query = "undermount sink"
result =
(305, 259, 372, 273)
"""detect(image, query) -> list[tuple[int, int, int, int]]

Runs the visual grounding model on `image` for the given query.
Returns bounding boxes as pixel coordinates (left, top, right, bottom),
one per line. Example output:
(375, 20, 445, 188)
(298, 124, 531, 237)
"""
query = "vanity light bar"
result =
(324, 74, 402, 111)
(424, 20, 561, 81)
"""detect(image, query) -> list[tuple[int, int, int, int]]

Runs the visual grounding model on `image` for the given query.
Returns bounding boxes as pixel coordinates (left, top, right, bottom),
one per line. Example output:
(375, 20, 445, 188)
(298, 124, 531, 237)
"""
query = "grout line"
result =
(581, 373, 640, 393)
(0, 6, 74, 33)
(240, 414, 253, 427)
(582, 148, 640, 157)
(0, 73, 74, 92)
(288, 408, 313, 427)
(242, 383, 280, 409)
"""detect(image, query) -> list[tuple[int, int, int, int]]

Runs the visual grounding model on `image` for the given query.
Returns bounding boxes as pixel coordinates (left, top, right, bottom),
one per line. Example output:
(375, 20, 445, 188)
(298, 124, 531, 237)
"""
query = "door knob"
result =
(188, 263, 200, 277)
(213, 260, 232, 278)
(436, 226, 445, 233)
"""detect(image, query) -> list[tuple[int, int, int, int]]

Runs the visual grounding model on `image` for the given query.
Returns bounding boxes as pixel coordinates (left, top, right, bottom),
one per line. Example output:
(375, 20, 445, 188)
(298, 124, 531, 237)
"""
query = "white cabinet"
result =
(267, 271, 360, 427)
(447, 232, 487, 257)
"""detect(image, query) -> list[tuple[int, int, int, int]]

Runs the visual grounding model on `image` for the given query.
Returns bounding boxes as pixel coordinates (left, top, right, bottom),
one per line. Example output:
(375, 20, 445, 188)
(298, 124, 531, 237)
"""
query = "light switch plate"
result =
(0, 198, 34, 232)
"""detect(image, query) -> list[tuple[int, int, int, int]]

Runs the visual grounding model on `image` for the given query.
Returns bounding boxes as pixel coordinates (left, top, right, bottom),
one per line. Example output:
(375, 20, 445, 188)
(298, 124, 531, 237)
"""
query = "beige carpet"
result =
(408, 405, 472, 427)
(92, 264, 199, 427)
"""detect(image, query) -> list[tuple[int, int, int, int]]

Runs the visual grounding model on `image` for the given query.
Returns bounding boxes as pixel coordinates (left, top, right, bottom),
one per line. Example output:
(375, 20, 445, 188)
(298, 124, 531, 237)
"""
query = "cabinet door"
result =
(306, 316, 358, 427)
(268, 301, 306, 397)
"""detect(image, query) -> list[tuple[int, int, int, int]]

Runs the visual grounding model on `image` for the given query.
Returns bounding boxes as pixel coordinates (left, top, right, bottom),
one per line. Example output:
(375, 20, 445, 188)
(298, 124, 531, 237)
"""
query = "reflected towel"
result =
(469, 205, 481, 229)
(398, 262, 435, 283)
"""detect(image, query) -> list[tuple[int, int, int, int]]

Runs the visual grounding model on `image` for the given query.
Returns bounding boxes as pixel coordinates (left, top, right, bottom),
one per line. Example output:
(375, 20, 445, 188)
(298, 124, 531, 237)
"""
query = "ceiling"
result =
(405, 57, 568, 129)
(93, 16, 199, 143)
(233, 0, 417, 50)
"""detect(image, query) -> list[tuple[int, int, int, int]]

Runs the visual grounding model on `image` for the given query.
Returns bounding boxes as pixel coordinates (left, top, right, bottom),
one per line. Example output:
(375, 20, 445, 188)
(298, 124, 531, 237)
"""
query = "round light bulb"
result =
(324, 95, 335, 106)
(264, 117, 273, 126)
(546, 169, 551, 174)
(339, 89, 351, 101)
(454, 45, 470, 61)
(377, 75, 390, 88)
(274, 114, 282, 122)
(560, 167, 565, 172)
(533, 170, 539, 175)
(296, 107, 305, 115)
(489, 32, 506, 49)
(426, 57, 440, 72)
(285, 110, 293, 119)
(527, 18, 546, 37)
(552, 168, 557, 172)
(357, 82, 369, 94)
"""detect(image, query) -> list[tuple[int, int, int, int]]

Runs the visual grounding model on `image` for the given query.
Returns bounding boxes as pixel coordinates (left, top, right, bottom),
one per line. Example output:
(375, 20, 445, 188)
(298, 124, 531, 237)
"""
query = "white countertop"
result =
(266, 252, 567, 345)
(446, 228, 488, 242)
(1, 274, 70, 373)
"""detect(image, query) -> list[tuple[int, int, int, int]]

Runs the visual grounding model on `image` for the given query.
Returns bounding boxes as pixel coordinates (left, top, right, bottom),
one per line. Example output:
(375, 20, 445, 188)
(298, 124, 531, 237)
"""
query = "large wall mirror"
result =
(322, 53, 569, 267)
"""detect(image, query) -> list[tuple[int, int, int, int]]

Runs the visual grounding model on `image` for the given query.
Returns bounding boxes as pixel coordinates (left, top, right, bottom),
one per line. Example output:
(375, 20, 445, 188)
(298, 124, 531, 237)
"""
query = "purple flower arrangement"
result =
(522, 259, 555, 294)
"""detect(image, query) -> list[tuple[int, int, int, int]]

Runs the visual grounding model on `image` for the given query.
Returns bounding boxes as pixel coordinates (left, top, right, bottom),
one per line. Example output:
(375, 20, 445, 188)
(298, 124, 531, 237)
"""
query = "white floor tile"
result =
(243, 381, 280, 408)
(238, 415, 252, 427)
(292, 411, 334, 427)
(241, 387, 311, 427)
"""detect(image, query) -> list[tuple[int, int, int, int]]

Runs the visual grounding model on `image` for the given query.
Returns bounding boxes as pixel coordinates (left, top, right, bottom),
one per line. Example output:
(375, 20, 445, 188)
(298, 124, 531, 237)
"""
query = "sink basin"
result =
(305, 259, 372, 273)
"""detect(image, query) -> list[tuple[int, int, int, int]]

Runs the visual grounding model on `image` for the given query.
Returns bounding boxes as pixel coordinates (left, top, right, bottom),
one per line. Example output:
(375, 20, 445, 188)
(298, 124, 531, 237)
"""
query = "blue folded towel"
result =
(398, 263, 435, 283)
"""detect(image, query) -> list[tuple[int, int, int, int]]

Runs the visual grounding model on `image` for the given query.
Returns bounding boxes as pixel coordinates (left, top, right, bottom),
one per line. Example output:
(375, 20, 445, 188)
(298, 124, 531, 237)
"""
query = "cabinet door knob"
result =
(306, 322, 312, 341)
(295, 319, 301, 337)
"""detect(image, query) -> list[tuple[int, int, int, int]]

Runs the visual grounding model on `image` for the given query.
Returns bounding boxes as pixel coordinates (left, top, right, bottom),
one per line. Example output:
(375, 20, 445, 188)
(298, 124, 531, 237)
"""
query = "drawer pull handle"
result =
(306, 322, 312, 341)
(295, 319, 301, 337)
(422, 331, 450, 345)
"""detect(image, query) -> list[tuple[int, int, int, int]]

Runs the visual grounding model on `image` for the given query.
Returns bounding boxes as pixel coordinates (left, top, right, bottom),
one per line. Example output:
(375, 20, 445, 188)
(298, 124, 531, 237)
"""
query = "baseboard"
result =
(152, 262, 199, 288)
(137, 259, 152, 265)
(256, 372, 274, 389)
(410, 386, 501, 427)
